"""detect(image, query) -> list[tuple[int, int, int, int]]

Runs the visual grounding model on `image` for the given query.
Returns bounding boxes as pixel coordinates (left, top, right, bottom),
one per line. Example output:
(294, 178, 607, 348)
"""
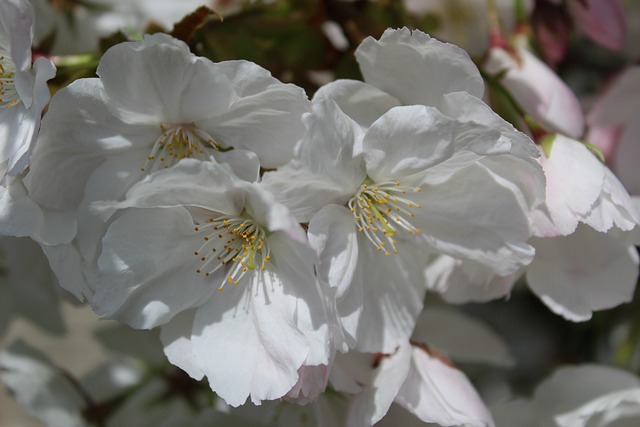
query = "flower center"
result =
(193, 215, 270, 291)
(348, 180, 422, 256)
(140, 124, 220, 173)
(0, 54, 19, 109)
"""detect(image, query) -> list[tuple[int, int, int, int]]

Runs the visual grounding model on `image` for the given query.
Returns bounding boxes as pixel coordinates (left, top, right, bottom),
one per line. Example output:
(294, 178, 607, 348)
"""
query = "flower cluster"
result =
(1, 1, 640, 426)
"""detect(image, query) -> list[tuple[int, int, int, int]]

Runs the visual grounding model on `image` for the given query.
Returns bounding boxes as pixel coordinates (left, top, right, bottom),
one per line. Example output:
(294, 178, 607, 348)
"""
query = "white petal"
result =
(347, 342, 413, 427)
(95, 207, 216, 328)
(395, 346, 495, 427)
(98, 33, 234, 124)
(412, 163, 534, 275)
(0, 175, 76, 245)
(98, 159, 244, 216)
(355, 28, 484, 107)
(203, 60, 311, 169)
(192, 231, 330, 406)
(527, 225, 639, 322)
(363, 105, 509, 183)
(261, 98, 366, 222)
(159, 309, 204, 381)
(354, 239, 427, 353)
(214, 148, 260, 182)
(25, 78, 154, 210)
(308, 204, 362, 351)
(311, 79, 402, 128)
(412, 307, 515, 367)
(284, 363, 331, 405)
(584, 167, 639, 232)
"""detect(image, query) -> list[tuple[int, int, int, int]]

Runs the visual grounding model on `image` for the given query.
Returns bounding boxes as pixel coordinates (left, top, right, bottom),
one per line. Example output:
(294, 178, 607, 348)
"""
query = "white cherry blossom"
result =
(94, 160, 331, 406)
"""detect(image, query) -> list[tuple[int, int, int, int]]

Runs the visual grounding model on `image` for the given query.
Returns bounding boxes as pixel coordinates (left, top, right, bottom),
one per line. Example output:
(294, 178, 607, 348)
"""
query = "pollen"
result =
(139, 125, 221, 172)
(348, 179, 423, 255)
(192, 215, 271, 291)
(0, 55, 20, 110)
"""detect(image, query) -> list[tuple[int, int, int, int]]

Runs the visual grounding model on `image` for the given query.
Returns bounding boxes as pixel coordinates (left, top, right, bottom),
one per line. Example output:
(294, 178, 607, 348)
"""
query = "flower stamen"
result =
(140, 125, 220, 172)
(193, 215, 270, 291)
(0, 54, 19, 109)
(349, 180, 422, 255)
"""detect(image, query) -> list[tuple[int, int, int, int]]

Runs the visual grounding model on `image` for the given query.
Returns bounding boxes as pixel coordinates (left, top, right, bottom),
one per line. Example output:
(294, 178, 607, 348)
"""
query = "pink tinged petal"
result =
(412, 307, 515, 368)
(284, 363, 331, 405)
(311, 79, 402, 128)
(584, 167, 639, 232)
(98, 159, 245, 216)
(531, 135, 605, 237)
(98, 33, 235, 125)
(159, 309, 204, 381)
(25, 78, 155, 210)
(588, 67, 640, 126)
(200, 60, 311, 169)
(355, 28, 484, 107)
(555, 388, 640, 427)
(308, 204, 363, 351)
(484, 47, 585, 138)
(95, 207, 216, 329)
(395, 346, 495, 427)
(527, 225, 639, 322)
(412, 163, 535, 276)
(347, 342, 413, 427)
(363, 105, 509, 184)
(533, 365, 640, 424)
(568, 0, 626, 51)
(329, 351, 372, 394)
(610, 120, 640, 195)
(532, 1, 571, 66)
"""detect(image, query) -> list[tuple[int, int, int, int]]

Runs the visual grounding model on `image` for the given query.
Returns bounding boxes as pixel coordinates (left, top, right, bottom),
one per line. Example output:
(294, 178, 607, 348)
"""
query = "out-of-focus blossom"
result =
(588, 66, 640, 195)
(0, 0, 55, 179)
(567, 0, 625, 51)
(492, 364, 640, 427)
(0, 235, 65, 337)
(484, 45, 585, 138)
(403, 0, 533, 57)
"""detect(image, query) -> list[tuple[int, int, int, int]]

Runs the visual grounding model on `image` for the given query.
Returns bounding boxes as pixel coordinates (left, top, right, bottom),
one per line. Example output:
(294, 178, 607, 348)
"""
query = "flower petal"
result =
(395, 346, 494, 427)
(159, 309, 204, 381)
(95, 206, 216, 329)
(356, 28, 484, 107)
(311, 79, 402, 128)
(527, 225, 639, 322)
